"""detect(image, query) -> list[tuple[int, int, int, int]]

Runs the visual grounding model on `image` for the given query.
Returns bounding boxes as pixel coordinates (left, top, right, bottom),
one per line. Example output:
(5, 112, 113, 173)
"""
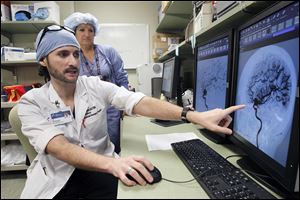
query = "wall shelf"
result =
(1, 21, 57, 35)
(156, 1, 193, 34)
(157, 1, 277, 61)
(1, 21, 51, 172)
(1, 61, 39, 74)
(158, 40, 193, 62)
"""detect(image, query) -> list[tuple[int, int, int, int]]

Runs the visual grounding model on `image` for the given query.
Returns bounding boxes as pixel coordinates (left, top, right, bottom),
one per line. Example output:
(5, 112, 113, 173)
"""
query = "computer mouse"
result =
(126, 166, 162, 184)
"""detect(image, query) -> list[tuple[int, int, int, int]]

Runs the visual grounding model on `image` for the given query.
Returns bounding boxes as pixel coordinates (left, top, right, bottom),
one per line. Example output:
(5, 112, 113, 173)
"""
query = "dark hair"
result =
(38, 56, 50, 83)
(38, 66, 50, 83)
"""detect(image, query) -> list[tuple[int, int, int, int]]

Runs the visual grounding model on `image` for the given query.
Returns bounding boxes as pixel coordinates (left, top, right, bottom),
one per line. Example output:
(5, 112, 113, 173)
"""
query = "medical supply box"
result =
(33, 1, 60, 24)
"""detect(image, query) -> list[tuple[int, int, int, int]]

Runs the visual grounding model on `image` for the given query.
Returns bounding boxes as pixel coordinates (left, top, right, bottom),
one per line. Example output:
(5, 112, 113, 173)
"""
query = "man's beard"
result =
(48, 62, 79, 84)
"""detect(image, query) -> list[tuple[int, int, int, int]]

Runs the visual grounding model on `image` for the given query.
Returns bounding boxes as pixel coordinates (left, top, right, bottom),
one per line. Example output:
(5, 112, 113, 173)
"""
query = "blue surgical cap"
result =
(35, 27, 80, 61)
(64, 12, 100, 35)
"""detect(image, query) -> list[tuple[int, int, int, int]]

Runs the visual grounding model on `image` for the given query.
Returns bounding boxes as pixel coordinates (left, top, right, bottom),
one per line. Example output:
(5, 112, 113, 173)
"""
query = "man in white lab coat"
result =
(18, 25, 245, 199)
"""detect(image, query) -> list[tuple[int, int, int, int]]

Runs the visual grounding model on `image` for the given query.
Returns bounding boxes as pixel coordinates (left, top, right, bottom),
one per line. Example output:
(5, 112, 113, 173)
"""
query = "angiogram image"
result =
(196, 56, 227, 111)
(235, 39, 299, 166)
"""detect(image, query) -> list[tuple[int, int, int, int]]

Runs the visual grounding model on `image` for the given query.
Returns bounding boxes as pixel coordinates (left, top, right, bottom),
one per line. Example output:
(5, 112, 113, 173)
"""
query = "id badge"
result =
(49, 106, 74, 125)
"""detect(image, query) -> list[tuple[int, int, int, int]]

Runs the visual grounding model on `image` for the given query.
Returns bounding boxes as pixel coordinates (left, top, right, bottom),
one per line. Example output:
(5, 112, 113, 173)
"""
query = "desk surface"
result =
(117, 116, 281, 199)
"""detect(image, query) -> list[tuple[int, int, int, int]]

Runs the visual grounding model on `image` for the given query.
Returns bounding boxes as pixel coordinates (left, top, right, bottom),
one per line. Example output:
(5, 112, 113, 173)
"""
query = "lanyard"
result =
(81, 46, 102, 76)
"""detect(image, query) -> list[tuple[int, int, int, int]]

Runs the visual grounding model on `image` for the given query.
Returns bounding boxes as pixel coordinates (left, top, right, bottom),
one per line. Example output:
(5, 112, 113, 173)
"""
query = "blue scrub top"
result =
(79, 44, 129, 89)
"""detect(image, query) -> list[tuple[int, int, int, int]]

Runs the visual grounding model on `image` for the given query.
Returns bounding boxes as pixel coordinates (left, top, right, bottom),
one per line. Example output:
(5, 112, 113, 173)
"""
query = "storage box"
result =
(152, 33, 182, 59)
(1, 46, 24, 61)
(10, 4, 34, 21)
(33, 1, 60, 24)
(193, 2, 213, 34)
(1, 1, 11, 21)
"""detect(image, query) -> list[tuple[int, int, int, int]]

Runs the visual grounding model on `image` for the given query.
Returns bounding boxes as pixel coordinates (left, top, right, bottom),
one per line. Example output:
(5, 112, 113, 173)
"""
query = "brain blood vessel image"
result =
(248, 52, 291, 148)
(236, 44, 297, 166)
(197, 56, 227, 111)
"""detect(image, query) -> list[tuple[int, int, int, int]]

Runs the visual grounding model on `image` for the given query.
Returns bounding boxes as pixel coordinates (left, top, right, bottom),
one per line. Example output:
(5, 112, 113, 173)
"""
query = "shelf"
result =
(157, 40, 193, 62)
(1, 60, 38, 67)
(1, 164, 28, 171)
(1, 133, 18, 140)
(156, 1, 193, 34)
(1, 20, 57, 35)
(195, 1, 277, 42)
(1, 102, 19, 108)
(156, 1, 278, 61)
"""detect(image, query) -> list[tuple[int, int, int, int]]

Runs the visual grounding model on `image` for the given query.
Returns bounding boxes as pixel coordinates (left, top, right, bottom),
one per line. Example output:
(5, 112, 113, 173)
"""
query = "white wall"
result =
(73, 1, 159, 89)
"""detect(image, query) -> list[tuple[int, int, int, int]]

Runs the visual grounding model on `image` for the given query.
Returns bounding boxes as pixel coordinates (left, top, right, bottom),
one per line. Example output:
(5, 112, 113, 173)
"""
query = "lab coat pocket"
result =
(26, 160, 50, 197)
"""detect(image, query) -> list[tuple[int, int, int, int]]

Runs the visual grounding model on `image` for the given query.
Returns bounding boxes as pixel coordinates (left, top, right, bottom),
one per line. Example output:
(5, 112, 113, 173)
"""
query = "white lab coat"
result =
(18, 76, 145, 199)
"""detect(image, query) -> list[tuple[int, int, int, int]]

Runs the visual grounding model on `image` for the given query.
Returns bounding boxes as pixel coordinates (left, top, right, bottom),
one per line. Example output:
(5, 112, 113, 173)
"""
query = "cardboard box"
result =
(33, 1, 60, 24)
(152, 33, 183, 59)
(10, 4, 34, 21)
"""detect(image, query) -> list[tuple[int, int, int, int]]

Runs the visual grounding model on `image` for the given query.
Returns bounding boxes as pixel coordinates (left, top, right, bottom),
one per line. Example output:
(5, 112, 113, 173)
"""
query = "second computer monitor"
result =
(194, 31, 234, 143)
(161, 56, 180, 101)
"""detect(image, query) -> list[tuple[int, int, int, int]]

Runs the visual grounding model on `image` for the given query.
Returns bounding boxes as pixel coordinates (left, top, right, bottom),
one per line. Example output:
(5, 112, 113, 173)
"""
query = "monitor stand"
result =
(199, 128, 229, 144)
(150, 119, 184, 127)
(236, 156, 298, 199)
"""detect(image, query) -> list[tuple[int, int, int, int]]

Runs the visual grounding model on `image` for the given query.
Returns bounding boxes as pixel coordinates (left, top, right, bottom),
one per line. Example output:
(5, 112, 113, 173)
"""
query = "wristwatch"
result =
(181, 107, 194, 123)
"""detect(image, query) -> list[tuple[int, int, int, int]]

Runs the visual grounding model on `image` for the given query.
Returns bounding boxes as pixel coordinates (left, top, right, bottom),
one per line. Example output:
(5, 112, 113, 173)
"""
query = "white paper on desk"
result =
(145, 132, 200, 151)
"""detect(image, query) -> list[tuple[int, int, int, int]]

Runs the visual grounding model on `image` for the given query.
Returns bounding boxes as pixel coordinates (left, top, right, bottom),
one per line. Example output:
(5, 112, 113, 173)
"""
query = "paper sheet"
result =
(145, 132, 200, 151)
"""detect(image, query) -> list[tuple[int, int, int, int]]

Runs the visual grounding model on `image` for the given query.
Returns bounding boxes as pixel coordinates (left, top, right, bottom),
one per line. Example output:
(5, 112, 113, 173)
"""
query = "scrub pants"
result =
(107, 106, 121, 154)
(54, 169, 118, 199)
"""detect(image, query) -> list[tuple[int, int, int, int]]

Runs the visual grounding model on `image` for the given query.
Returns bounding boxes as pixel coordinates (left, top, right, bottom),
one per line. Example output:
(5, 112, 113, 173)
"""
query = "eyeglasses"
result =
(37, 25, 75, 48)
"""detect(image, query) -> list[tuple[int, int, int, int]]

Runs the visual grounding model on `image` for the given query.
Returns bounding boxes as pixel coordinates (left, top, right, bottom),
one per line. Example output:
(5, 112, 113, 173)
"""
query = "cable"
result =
(225, 154, 273, 180)
(224, 154, 246, 160)
(161, 168, 212, 184)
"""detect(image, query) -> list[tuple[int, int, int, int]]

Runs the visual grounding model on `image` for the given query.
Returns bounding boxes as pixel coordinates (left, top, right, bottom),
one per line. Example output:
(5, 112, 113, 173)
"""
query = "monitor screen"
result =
(193, 31, 234, 143)
(195, 34, 231, 112)
(232, 1, 299, 193)
(161, 56, 180, 100)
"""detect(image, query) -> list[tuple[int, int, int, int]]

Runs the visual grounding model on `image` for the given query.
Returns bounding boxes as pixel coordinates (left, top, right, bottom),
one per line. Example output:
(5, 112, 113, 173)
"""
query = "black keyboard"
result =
(171, 139, 276, 199)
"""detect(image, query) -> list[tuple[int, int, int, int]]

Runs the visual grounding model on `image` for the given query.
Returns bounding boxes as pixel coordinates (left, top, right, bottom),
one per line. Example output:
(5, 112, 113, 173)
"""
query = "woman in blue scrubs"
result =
(64, 12, 129, 154)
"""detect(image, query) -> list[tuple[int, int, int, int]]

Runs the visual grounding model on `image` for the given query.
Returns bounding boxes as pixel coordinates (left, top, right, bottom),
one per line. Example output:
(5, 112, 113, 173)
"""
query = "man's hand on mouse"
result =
(109, 155, 154, 186)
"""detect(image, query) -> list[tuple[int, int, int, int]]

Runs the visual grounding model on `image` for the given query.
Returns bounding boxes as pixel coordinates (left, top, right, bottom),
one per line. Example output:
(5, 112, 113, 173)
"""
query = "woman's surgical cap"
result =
(35, 26, 80, 61)
(64, 12, 100, 34)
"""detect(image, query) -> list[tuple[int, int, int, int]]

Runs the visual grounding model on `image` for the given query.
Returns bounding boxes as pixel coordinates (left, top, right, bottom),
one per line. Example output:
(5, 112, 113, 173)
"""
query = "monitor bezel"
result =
(230, 1, 299, 192)
(161, 56, 180, 99)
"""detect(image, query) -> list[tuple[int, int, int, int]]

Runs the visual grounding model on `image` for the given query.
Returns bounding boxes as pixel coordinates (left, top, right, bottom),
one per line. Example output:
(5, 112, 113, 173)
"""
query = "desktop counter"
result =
(117, 116, 281, 199)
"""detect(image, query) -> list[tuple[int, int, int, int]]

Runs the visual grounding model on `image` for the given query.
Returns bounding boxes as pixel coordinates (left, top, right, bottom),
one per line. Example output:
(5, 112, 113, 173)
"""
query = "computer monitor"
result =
(230, 1, 299, 195)
(151, 56, 184, 127)
(161, 56, 181, 105)
(194, 31, 234, 143)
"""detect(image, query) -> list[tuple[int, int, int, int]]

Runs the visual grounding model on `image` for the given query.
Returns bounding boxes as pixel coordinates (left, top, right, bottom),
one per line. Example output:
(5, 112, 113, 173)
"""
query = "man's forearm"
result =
(46, 135, 114, 173)
(133, 96, 183, 121)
